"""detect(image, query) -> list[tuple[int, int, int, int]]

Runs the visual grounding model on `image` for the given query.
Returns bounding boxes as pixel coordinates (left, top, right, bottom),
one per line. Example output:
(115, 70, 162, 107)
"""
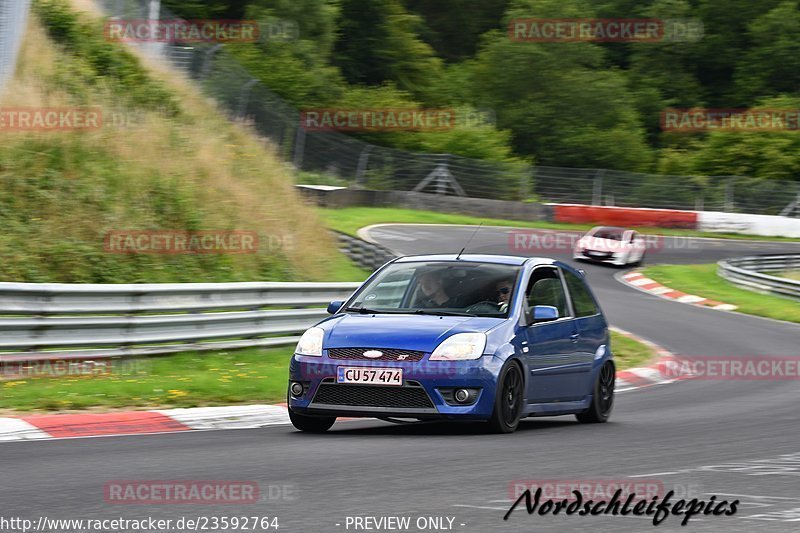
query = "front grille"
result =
(327, 347, 425, 362)
(583, 250, 612, 259)
(312, 381, 434, 409)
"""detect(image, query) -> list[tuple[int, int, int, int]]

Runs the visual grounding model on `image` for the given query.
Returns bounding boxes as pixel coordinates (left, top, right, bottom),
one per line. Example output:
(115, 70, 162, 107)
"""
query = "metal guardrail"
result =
(0, 282, 362, 362)
(718, 255, 800, 300)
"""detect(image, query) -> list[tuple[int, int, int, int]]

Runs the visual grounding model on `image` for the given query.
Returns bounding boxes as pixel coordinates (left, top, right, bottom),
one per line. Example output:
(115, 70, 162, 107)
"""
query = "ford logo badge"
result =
(363, 350, 383, 359)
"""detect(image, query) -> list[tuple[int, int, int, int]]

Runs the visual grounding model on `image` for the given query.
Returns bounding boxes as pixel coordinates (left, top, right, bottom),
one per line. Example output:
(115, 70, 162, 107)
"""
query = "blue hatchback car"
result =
(288, 254, 614, 433)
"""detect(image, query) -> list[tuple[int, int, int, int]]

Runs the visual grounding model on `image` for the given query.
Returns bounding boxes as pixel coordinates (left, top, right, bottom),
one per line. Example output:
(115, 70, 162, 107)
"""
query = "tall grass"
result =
(0, 1, 340, 283)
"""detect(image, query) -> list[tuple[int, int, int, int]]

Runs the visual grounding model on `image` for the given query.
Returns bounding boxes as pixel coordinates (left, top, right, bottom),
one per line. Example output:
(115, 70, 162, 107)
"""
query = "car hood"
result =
(319, 313, 505, 352)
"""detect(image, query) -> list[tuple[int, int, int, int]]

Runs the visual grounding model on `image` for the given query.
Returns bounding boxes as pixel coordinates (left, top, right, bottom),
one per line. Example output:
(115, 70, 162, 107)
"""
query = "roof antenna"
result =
(456, 223, 483, 260)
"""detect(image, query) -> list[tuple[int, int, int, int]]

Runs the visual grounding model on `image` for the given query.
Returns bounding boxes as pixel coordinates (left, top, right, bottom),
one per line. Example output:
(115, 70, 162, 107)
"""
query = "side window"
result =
(563, 270, 599, 317)
(525, 267, 569, 318)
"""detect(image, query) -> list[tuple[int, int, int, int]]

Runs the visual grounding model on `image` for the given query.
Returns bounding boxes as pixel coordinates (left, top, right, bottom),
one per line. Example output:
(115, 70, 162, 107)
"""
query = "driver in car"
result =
(416, 270, 458, 308)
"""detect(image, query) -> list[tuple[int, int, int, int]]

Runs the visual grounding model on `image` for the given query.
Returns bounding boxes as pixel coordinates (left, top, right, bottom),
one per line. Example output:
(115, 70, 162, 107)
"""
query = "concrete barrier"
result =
(699, 211, 800, 238)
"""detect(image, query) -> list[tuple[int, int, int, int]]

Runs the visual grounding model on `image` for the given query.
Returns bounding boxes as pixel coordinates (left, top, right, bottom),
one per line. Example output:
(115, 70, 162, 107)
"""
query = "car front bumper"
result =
(288, 353, 505, 420)
(574, 250, 628, 265)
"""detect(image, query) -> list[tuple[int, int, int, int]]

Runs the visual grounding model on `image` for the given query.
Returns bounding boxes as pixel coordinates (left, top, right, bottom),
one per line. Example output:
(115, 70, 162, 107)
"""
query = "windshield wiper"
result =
(343, 306, 404, 314)
(413, 309, 477, 317)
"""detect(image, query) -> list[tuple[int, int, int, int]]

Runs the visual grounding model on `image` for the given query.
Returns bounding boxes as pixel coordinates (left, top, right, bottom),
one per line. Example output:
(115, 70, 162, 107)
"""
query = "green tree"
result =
(624, 0, 705, 146)
(227, 1, 345, 107)
(471, 0, 653, 170)
(658, 96, 800, 180)
(160, 0, 245, 19)
(734, 2, 800, 103)
(692, 0, 783, 106)
(333, 0, 442, 99)
(403, 0, 509, 62)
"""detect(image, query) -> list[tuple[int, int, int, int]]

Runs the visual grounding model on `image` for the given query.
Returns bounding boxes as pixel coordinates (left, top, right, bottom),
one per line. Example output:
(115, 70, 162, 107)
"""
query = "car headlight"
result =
(429, 333, 487, 361)
(295, 327, 324, 356)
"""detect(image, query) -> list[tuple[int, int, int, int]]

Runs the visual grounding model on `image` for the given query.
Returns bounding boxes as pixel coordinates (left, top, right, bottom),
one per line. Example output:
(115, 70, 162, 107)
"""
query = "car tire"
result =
(486, 362, 524, 434)
(288, 393, 336, 433)
(576, 360, 615, 423)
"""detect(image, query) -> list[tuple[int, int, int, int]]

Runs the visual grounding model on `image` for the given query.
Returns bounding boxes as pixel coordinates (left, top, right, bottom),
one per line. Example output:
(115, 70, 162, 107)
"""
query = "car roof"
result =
(393, 254, 556, 267)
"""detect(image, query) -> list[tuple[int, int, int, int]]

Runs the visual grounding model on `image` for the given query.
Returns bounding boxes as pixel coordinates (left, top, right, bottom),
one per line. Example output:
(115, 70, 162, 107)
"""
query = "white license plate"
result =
(337, 366, 403, 386)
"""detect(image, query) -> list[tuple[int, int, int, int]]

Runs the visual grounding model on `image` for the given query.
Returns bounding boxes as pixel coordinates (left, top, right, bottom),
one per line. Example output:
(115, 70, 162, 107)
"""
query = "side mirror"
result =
(327, 300, 344, 314)
(531, 305, 558, 323)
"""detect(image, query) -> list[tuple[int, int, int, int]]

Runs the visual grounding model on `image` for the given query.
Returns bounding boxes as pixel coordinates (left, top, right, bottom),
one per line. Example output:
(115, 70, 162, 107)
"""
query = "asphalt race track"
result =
(3, 224, 800, 533)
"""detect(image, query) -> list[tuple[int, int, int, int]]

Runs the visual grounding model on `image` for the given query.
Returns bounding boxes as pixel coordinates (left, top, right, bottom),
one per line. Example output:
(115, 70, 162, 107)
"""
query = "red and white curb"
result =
(610, 326, 687, 392)
(620, 271, 737, 311)
(0, 404, 291, 442)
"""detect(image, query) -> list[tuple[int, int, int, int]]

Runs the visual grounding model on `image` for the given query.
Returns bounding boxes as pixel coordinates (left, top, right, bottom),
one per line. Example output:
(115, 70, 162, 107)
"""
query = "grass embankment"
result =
(319, 206, 800, 242)
(2, 331, 652, 414)
(641, 264, 800, 324)
(0, 0, 365, 283)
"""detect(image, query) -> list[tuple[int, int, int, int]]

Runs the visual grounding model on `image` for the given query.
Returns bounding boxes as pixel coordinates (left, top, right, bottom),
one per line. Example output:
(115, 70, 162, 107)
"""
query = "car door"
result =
(562, 268, 607, 395)
(522, 266, 584, 403)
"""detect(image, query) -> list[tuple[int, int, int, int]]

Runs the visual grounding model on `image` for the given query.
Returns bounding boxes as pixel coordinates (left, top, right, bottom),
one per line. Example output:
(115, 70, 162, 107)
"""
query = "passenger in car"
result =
(495, 278, 514, 313)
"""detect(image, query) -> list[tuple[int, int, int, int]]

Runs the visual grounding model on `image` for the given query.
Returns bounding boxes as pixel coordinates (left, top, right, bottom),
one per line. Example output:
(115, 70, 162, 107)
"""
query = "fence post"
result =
(519, 166, 532, 200)
(355, 146, 373, 187)
(237, 78, 259, 118)
(592, 169, 605, 205)
(200, 43, 223, 79)
(292, 125, 306, 169)
(412, 155, 466, 196)
(779, 186, 800, 217)
(436, 156, 449, 194)
(724, 178, 735, 212)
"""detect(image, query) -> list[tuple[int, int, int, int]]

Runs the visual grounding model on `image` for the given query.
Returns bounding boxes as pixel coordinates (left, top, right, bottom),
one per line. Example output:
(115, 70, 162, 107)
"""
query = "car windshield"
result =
(591, 228, 625, 241)
(345, 261, 522, 317)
